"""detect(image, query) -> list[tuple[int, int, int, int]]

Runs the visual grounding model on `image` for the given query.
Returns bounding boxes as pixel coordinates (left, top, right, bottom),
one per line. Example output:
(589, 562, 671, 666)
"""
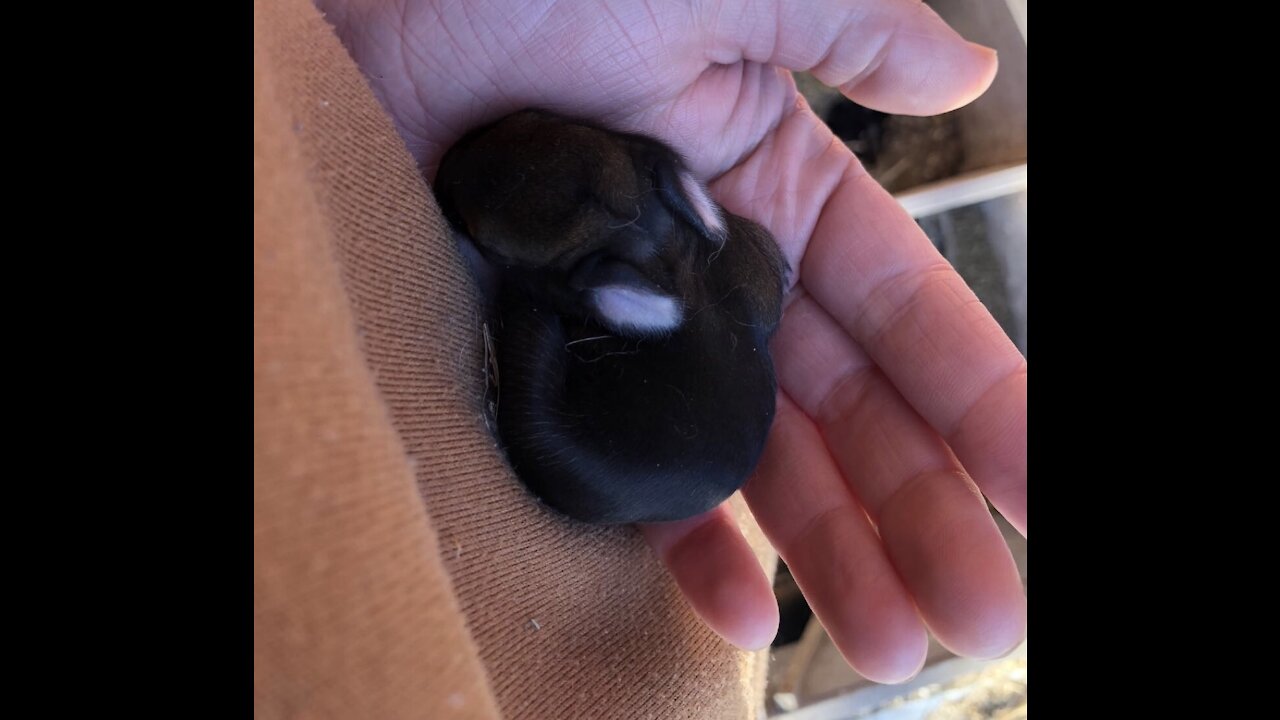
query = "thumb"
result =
(698, 0, 998, 115)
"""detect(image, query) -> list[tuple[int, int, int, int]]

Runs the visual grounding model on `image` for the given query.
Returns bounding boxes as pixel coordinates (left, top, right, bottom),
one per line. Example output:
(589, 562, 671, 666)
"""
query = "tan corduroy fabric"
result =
(254, 0, 777, 717)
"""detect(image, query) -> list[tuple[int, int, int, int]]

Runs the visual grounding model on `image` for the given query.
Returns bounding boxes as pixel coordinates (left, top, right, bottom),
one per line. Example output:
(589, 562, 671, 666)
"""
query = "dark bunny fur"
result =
(435, 109, 788, 524)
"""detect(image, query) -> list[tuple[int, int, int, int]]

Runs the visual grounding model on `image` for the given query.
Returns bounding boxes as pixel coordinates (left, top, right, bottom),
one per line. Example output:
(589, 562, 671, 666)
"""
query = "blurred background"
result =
(765, 0, 1026, 717)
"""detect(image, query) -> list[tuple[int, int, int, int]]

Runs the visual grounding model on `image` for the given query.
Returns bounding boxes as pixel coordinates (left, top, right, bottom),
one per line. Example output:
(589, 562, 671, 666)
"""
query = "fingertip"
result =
(844, 28, 1000, 116)
(641, 506, 780, 652)
(698, 535, 780, 651)
(969, 40, 999, 64)
(876, 469, 1026, 663)
(921, 556, 1026, 660)
(714, 579, 780, 651)
(968, 41, 1000, 99)
(936, 589, 1027, 660)
(845, 623, 929, 685)
(965, 42, 1001, 107)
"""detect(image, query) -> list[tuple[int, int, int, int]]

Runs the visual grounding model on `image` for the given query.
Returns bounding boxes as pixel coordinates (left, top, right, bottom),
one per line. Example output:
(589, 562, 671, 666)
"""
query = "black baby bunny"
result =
(435, 109, 788, 524)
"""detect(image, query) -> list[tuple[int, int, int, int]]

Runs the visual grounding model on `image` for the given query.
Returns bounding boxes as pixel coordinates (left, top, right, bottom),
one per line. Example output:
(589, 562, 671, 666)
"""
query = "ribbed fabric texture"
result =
(254, 0, 776, 716)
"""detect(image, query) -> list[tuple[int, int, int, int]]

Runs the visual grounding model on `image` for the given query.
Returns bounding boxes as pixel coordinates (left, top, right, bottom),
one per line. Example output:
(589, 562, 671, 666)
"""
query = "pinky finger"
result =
(640, 505, 781, 651)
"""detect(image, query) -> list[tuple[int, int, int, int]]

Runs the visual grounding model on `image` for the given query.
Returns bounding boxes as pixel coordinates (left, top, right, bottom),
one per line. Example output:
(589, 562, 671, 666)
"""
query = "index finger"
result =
(711, 108, 1026, 535)
(802, 168, 1027, 534)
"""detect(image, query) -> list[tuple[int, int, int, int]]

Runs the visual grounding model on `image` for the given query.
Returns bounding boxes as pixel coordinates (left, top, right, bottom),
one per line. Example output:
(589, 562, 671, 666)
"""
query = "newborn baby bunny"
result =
(434, 109, 788, 525)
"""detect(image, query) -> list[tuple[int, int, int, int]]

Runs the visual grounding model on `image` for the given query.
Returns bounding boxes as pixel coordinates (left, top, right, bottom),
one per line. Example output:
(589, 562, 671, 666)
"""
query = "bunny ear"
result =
(571, 254, 683, 336)
(653, 156, 727, 247)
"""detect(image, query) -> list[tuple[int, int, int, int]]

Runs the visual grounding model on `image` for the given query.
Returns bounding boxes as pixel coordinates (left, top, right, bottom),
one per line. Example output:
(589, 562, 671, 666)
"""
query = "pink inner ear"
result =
(678, 170, 727, 243)
(591, 285, 683, 335)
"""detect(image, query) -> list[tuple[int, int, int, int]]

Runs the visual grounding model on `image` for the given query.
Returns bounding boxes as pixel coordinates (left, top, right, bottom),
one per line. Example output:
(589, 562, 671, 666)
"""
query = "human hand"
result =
(317, 0, 1026, 683)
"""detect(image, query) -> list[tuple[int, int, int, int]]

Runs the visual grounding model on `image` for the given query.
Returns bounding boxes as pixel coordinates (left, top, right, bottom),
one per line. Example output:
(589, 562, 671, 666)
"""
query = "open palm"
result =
(319, 0, 1027, 682)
